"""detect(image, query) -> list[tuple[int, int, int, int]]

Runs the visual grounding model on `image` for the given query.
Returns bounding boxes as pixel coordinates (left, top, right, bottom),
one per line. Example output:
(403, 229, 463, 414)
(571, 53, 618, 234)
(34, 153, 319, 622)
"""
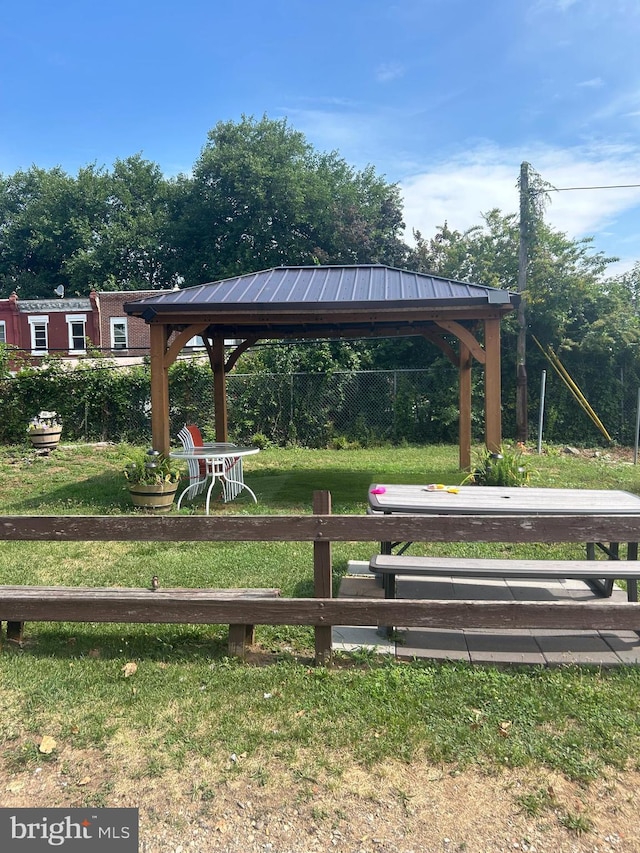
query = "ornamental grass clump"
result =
(123, 448, 182, 485)
(465, 443, 532, 487)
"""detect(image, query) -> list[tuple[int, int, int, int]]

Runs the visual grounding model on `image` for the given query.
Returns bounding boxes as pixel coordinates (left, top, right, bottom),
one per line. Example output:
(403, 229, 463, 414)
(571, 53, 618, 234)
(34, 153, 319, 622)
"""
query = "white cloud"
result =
(605, 257, 637, 277)
(578, 77, 604, 88)
(376, 63, 405, 83)
(399, 142, 640, 251)
(401, 156, 517, 239)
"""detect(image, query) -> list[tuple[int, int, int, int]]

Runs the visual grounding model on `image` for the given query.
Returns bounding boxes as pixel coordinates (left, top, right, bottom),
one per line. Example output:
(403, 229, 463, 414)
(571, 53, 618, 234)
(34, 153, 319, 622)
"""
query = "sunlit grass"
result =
(1, 441, 640, 785)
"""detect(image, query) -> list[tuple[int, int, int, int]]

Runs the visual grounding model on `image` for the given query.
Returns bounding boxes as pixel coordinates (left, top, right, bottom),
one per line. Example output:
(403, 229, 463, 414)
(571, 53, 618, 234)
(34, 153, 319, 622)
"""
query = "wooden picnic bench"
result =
(0, 586, 280, 657)
(367, 483, 640, 634)
(369, 554, 640, 601)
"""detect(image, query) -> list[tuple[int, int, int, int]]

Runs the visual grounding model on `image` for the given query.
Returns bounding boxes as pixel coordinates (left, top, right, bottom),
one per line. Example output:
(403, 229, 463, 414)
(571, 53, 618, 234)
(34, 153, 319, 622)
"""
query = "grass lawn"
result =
(1, 440, 640, 845)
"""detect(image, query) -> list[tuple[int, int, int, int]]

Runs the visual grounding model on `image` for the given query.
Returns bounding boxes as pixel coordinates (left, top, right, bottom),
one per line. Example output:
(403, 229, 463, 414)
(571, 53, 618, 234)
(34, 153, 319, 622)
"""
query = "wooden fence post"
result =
(313, 490, 333, 666)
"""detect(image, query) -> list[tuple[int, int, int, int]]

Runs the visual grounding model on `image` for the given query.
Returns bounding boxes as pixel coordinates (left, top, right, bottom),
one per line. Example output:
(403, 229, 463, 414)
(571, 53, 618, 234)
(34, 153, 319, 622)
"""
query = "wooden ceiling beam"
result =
(163, 323, 210, 368)
(141, 307, 507, 328)
(421, 330, 459, 367)
(201, 323, 461, 342)
(225, 337, 259, 372)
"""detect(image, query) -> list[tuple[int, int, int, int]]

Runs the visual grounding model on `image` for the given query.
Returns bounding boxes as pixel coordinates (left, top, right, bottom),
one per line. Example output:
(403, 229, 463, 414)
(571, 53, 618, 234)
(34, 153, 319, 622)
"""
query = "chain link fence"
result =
(179, 367, 466, 447)
(3, 358, 640, 447)
(176, 366, 640, 449)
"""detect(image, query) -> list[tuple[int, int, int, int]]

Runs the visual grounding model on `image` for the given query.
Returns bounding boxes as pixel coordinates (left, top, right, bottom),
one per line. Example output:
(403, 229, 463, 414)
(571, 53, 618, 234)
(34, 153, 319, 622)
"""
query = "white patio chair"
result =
(177, 424, 207, 501)
(221, 454, 244, 502)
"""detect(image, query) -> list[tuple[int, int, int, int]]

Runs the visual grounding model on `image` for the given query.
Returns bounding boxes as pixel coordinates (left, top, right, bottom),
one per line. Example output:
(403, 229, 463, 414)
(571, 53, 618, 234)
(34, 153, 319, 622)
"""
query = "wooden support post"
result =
(212, 337, 229, 442)
(459, 343, 472, 471)
(313, 490, 333, 666)
(484, 317, 502, 452)
(227, 624, 253, 658)
(150, 324, 171, 456)
(6, 621, 24, 643)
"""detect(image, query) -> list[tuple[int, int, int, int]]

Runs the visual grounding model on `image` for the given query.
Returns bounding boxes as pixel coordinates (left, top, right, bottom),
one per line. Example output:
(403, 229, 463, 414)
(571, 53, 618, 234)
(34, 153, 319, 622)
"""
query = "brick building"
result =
(0, 291, 99, 359)
(0, 288, 198, 364)
(92, 289, 173, 355)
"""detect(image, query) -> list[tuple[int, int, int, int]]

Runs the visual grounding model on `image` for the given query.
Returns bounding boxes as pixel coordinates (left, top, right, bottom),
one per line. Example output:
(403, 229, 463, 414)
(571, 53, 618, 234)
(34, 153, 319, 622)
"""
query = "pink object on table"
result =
(370, 487, 386, 495)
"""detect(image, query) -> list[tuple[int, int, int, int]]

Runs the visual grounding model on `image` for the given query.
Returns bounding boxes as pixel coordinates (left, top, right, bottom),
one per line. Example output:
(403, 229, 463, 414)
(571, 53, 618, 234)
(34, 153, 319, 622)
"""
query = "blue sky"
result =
(2, 0, 640, 275)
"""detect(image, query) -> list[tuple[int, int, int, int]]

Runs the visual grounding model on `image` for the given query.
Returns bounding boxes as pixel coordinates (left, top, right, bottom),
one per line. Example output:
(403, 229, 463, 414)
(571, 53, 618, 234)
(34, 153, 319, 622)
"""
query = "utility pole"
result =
(516, 161, 529, 443)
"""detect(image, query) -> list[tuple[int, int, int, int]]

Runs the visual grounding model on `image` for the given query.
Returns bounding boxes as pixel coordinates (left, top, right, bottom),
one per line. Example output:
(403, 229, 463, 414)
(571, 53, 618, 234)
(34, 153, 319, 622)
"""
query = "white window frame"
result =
(0, 320, 6, 344)
(28, 315, 49, 355)
(110, 317, 129, 351)
(66, 313, 87, 353)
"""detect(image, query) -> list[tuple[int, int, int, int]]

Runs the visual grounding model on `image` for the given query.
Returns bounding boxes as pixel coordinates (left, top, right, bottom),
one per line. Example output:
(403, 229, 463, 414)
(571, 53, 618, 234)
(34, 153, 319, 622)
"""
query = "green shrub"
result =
(123, 448, 182, 485)
(464, 443, 532, 487)
(249, 432, 273, 450)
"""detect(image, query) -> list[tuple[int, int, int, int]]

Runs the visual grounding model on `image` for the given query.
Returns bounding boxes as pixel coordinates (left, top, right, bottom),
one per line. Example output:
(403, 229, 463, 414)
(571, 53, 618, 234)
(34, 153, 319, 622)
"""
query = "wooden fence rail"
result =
(2, 492, 640, 664)
(4, 512, 640, 543)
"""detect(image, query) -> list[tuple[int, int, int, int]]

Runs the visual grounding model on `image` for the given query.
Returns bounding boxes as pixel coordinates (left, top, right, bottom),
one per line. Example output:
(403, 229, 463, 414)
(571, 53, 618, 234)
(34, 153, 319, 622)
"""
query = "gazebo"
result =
(124, 265, 520, 469)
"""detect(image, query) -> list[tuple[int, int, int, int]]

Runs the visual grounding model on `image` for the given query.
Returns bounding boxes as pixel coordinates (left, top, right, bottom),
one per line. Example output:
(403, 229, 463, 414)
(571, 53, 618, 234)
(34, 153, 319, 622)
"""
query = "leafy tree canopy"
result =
(65, 155, 179, 293)
(0, 165, 93, 298)
(0, 116, 406, 298)
(172, 115, 407, 284)
(407, 209, 634, 356)
(405, 208, 640, 441)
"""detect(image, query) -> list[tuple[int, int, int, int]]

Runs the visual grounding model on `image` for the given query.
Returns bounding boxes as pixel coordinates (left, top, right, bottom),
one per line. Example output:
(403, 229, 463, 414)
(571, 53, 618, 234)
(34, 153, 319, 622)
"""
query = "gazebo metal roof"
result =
(124, 265, 518, 340)
(125, 264, 516, 314)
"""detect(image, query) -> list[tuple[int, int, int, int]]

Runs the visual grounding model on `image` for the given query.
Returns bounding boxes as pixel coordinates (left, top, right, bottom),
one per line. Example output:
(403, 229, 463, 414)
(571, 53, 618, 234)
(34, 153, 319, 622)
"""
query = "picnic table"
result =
(367, 484, 640, 602)
(368, 484, 640, 516)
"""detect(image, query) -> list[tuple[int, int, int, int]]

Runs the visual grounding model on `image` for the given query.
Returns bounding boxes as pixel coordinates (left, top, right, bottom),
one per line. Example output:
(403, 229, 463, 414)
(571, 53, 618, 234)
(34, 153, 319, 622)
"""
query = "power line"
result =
(533, 182, 640, 195)
(551, 183, 640, 192)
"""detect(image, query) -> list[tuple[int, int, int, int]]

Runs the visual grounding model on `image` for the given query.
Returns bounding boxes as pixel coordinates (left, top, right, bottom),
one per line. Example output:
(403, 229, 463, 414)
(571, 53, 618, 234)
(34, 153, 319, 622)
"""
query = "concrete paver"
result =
(332, 561, 640, 666)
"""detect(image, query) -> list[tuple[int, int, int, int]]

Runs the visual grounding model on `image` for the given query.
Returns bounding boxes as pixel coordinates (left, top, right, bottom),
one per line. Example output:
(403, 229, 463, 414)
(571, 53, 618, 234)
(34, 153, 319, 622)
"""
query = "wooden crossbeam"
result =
(3, 500, 640, 664)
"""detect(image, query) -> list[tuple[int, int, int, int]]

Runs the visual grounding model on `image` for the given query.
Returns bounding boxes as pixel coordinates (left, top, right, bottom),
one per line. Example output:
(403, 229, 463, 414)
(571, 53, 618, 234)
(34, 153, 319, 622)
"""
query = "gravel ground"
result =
(3, 749, 639, 853)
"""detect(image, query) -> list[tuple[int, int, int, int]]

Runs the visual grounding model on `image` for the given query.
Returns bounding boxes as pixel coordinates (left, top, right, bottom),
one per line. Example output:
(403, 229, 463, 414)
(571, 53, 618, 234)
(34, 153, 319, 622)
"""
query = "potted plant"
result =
(123, 448, 183, 512)
(464, 443, 532, 487)
(27, 410, 63, 451)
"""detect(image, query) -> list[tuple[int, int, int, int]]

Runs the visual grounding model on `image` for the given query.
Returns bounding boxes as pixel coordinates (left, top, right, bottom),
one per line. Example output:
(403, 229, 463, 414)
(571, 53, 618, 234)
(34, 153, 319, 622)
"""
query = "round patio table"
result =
(170, 445, 260, 513)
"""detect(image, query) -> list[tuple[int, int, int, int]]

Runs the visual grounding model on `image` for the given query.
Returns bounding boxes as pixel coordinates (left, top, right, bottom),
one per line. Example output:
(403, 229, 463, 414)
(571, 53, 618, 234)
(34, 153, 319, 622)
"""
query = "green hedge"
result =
(1, 348, 635, 448)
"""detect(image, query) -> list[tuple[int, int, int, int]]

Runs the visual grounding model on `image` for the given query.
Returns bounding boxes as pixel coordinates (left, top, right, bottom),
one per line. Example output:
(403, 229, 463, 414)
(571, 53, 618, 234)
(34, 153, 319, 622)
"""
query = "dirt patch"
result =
(554, 446, 635, 464)
(1, 746, 638, 852)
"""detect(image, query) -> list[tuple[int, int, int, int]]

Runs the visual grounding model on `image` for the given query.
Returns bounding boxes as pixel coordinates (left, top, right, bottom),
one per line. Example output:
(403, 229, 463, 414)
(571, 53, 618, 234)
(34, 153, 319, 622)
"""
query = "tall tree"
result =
(0, 158, 178, 298)
(0, 166, 96, 298)
(173, 115, 407, 284)
(408, 210, 639, 441)
(66, 155, 177, 291)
